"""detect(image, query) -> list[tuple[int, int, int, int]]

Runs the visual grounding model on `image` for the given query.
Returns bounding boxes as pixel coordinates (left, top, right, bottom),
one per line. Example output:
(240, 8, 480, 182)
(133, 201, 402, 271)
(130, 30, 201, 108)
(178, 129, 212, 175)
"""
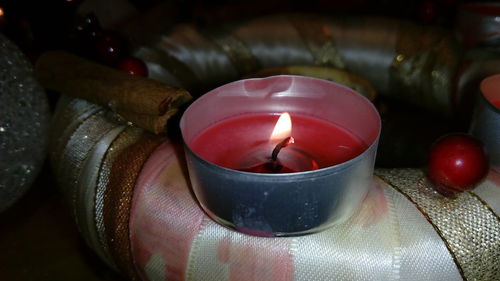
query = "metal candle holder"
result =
(470, 73, 500, 168)
(180, 75, 381, 236)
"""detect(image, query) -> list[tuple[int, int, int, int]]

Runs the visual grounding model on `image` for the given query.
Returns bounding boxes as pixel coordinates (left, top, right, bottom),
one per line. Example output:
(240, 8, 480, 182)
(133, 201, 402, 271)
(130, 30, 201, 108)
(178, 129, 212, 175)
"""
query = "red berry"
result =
(427, 134, 489, 196)
(74, 13, 102, 38)
(94, 31, 127, 65)
(118, 57, 148, 77)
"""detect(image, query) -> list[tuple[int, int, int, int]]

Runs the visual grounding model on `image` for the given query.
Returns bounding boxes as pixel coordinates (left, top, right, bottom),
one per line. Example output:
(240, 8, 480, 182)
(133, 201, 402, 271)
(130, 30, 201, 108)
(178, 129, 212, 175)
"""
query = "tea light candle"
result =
(470, 73, 500, 168)
(180, 75, 381, 236)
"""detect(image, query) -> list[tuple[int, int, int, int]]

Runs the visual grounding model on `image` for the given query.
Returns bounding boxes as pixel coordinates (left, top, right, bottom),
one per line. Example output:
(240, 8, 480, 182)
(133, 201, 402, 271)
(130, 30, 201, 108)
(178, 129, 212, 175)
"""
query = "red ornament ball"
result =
(427, 134, 489, 196)
(118, 57, 148, 77)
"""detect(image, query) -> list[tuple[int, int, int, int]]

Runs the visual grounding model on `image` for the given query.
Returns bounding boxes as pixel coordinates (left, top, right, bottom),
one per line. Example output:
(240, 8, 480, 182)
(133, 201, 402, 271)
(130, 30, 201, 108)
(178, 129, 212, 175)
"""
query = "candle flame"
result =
(270, 112, 292, 142)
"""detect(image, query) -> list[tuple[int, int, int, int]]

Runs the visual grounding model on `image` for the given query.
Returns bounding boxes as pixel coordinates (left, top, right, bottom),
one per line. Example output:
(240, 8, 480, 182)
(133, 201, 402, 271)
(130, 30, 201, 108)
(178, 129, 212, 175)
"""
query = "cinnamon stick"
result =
(34, 51, 191, 116)
(117, 108, 180, 135)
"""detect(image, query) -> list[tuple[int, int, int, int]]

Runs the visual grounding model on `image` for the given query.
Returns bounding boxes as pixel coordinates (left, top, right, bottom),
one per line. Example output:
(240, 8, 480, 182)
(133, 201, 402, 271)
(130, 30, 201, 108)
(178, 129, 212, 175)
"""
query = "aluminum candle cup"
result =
(470, 74, 500, 168)
(457, 2, 500, 49)
(180, 75, 381, 236)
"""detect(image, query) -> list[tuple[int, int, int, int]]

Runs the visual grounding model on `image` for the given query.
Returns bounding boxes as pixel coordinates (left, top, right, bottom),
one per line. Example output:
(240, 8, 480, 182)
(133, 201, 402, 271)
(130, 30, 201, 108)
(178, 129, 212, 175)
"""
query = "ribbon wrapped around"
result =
(134, 14, 462, 115)
(50, 97, 500, 281)
(46, 12, 500, 281)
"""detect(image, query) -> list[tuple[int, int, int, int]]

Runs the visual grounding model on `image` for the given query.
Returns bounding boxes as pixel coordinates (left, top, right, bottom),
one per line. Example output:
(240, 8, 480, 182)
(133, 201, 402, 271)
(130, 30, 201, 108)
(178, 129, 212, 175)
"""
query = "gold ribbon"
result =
(103, 132, 165, 281)
(94, 126, 144, 268)
(376, 169, 500, 281)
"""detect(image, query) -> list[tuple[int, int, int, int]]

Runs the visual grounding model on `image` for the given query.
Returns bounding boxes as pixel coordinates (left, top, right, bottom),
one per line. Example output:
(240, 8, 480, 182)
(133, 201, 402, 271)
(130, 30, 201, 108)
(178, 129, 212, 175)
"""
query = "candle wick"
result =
(271, 136, 295, 161)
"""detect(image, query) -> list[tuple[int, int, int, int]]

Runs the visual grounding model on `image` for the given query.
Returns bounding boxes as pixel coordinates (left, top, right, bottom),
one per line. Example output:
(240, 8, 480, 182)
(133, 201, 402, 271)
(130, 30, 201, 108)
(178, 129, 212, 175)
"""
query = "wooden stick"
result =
(34, 51, 191, 116)
(116, 108, 179, 135)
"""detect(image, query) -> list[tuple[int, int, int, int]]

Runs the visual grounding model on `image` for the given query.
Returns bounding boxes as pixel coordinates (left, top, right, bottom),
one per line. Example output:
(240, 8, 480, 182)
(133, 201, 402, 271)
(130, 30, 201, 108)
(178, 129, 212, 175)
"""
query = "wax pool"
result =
(491, 100, 500, 109)
(189, 113, 368, 172)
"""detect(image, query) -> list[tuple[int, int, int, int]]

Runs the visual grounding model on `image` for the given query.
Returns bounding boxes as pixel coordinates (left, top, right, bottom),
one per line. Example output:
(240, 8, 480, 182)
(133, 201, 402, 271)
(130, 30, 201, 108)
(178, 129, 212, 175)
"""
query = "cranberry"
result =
(117, 57, 148, 77)
(94, 31, 128, 66)
(74, 13, 102, 39)
(427, 133, 489, 196)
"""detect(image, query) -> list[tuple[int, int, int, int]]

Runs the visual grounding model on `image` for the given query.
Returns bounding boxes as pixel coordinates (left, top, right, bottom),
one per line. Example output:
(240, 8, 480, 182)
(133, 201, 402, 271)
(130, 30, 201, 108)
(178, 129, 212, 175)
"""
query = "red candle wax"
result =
(491, 99, 500, 109)
(189, 113, 368, 173)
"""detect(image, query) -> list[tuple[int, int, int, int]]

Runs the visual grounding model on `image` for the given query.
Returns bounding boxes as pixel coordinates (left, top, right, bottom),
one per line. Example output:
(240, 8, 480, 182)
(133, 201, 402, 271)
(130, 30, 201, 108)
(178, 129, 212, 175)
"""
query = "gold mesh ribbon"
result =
(75, 125, 126, 269)
(390, 23, 461, 115)
(289, 15, 344, 68)
(376, 169, 500, 281)
(94, 126, 144, 267)
(103, 132, 165, 280)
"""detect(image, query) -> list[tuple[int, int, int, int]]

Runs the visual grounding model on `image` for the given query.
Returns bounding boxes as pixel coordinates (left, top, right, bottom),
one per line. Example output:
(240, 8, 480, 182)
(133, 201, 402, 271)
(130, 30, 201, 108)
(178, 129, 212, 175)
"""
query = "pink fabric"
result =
(130, 141, 205, 281)
(216, 234, 294, 281)
(128, 141, 390, 281)
(129, 140, 297, 281)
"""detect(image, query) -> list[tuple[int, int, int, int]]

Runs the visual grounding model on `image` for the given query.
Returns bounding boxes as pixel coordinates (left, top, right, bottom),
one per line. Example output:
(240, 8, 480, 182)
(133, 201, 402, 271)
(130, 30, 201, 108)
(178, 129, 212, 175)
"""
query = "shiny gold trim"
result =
(377, 173, 466, 281)
(377, 168, 500, 281)
(103, 132, 165, 280)
(469, 191, 500, 222)
(94, 126, 144, 269)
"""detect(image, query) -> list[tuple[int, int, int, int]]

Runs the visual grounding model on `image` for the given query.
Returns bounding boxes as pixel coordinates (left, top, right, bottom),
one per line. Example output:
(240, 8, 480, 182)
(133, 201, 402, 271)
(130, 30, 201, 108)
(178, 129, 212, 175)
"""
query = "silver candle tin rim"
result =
(470, 73, 500, 167)
(183, 133, 380, 179)
(180, 75, 381, 174)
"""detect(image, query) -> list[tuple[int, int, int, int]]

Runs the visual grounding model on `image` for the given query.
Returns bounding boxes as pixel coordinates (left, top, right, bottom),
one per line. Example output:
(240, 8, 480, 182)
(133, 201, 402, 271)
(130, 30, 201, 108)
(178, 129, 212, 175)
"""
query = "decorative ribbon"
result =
(390, 23, 461, 115)
(128, 145, 467, 280)
(208, 25, 262, 76)
(289, 15, 344, 68)
(103, 132, 165, 280)
(136, 45, 202, 92)
(377, 169, 500, 281)
(94, 126, 144, 267)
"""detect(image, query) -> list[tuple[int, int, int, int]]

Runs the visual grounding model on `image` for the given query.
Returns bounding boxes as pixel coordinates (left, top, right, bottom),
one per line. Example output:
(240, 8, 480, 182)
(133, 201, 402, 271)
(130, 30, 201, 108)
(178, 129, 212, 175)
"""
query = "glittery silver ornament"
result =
(0, 33, 50, 212)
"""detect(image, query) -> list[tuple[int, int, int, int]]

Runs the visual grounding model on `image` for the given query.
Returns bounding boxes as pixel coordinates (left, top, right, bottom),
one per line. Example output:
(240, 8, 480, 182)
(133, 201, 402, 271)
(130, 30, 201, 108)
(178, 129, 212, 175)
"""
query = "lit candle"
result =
(181, 75, 380, 236)
(190, 112, 367, 173)
(0, 7, 6, 31)
(238, 112, 299, 173)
